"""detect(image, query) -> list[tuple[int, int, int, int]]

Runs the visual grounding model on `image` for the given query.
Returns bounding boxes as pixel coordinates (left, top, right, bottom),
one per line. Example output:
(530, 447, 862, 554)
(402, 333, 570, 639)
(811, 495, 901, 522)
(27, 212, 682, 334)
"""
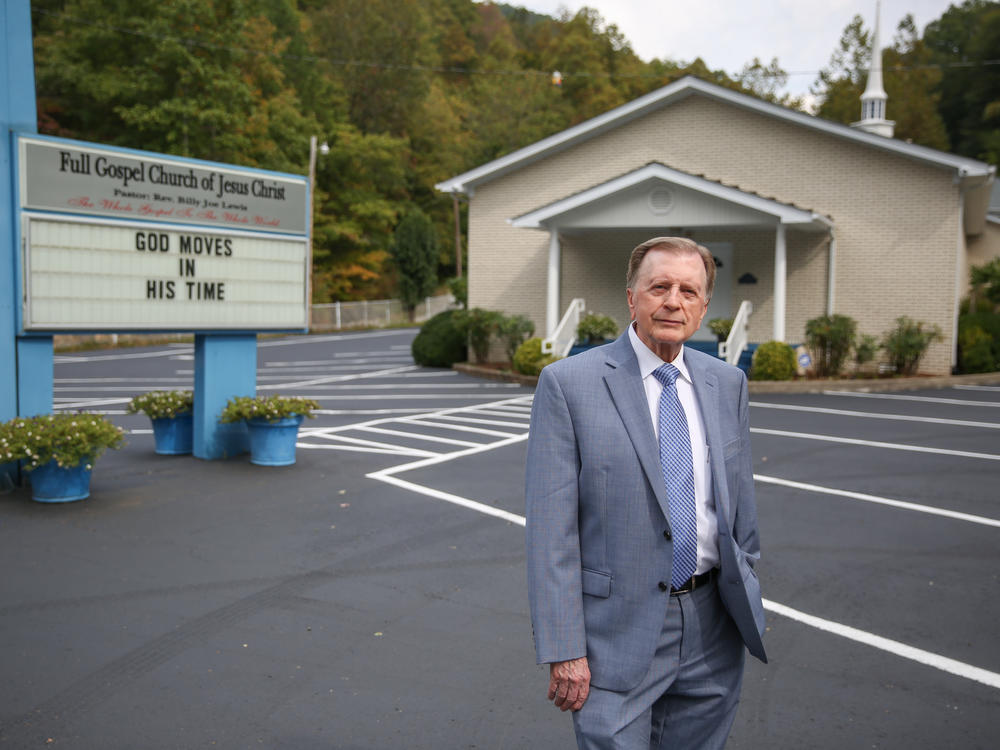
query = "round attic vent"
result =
(648, 187, 674, 215)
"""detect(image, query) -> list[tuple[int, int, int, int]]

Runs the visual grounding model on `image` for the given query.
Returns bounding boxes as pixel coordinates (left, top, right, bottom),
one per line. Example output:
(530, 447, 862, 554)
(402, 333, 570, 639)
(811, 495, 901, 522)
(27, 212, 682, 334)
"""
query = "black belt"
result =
(671, 568, 717, 595)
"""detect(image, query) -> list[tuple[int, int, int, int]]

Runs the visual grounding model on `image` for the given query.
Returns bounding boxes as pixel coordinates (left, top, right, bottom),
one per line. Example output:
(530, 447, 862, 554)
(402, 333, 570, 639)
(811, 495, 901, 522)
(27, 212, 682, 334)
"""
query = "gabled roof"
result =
(510, 162, 832, 230)
(436, 76, 994, 195)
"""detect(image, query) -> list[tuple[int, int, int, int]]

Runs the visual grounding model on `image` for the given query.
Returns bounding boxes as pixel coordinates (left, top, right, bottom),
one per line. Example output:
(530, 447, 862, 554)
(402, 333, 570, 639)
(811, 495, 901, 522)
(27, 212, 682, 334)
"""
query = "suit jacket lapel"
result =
(602, 335, 672, 522)
(687, 354, 735, 532)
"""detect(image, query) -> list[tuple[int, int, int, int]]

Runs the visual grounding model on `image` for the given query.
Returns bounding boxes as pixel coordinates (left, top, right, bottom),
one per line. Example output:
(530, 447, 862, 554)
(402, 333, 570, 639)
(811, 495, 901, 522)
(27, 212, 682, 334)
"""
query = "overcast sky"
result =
(512, 1, 959, 98)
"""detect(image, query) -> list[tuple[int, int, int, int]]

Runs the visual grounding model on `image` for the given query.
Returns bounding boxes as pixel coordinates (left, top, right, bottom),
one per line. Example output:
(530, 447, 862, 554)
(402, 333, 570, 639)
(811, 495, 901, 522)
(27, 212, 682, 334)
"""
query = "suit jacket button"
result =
(663, 530, 671, 541)
(658, 581, 668, 592)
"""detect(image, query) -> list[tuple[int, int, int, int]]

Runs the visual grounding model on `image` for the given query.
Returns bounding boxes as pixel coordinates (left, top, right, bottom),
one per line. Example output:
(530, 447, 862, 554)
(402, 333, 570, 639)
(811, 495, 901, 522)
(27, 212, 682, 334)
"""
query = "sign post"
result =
(2, 0, 43, 486)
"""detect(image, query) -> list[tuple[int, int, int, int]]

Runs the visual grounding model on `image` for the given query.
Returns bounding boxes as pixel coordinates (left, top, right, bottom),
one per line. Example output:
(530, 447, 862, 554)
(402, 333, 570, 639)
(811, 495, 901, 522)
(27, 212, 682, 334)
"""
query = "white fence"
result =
(310, 294, 456, 331)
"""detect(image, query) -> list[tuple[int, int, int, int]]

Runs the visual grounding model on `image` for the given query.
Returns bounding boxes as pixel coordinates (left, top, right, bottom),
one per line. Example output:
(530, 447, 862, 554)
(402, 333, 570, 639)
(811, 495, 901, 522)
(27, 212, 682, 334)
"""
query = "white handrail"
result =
(542, 298, 586, 358)
(719, 300, 753, 366)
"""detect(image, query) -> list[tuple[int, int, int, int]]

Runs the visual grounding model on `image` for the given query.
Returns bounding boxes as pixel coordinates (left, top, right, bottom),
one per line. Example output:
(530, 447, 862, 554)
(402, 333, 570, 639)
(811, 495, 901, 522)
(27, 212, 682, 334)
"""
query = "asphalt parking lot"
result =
(1, 328, 998, 748)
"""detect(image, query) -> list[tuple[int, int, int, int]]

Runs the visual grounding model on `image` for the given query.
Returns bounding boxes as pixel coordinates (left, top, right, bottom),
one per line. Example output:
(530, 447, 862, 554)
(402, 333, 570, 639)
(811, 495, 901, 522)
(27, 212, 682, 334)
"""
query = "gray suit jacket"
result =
(525, 332, 766, 692)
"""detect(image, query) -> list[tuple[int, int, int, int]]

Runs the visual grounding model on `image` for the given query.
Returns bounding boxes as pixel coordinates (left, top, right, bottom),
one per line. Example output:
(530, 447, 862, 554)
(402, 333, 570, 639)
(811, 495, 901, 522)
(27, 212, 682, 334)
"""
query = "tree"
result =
(309, 0, 436, 136)
(33, 0, 319, 171)
(390, 209, 439, 320)
(736, 57, 801, 107)
(882, 15, 949, 151)
(924, 1, 1000, 163)
(813, 14, 870, 125)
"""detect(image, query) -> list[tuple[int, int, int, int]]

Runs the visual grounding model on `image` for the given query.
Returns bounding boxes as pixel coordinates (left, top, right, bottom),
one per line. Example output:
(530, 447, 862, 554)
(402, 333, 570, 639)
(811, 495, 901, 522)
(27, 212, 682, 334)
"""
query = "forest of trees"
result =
(29, 0, 1000, 303)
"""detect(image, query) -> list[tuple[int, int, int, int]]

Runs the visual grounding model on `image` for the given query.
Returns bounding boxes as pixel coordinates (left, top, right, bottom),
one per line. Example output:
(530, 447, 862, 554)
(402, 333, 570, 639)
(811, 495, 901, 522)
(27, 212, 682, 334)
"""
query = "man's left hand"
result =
(548, 656, 591, 712)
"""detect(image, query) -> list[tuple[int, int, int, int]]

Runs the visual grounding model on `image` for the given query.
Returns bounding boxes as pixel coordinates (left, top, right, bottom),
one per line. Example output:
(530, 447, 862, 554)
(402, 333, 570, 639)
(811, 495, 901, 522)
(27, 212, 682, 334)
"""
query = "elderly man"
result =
(525, 236, 766, 749)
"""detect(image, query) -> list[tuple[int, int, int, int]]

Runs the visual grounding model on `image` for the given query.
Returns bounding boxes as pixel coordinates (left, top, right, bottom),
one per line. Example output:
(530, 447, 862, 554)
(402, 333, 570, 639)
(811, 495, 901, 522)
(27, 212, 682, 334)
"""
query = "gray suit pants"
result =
(572, 579, 746, 749)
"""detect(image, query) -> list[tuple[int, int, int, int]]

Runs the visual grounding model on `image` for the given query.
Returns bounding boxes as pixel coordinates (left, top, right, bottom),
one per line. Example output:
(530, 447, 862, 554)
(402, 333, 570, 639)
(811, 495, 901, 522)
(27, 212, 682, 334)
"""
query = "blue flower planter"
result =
(246, 415, 304, 466)
(151, 413, 194, 455)
(29, 460, 93, 503)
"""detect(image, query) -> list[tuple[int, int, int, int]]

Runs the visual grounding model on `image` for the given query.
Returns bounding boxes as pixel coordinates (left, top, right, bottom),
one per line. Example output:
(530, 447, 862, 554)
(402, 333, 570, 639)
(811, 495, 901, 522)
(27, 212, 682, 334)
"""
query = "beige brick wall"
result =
(466, 93, 963, 373)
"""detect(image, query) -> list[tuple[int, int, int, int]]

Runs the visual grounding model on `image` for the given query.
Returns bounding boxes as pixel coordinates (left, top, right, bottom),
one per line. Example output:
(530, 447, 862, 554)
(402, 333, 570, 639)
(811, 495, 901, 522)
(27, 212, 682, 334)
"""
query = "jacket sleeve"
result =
(524, 364, 587, 665)
(732, 370, 760, 567)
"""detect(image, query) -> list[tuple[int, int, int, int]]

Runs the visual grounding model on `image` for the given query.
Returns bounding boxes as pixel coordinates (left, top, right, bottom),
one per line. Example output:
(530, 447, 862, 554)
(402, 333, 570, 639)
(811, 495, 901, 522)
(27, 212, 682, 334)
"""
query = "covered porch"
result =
(509, 163, 834, 357)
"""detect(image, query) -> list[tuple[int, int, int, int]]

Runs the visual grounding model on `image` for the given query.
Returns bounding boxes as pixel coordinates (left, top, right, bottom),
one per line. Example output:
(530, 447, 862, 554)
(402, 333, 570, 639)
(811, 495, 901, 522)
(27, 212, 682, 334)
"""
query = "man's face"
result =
(626, 247, 709, 359)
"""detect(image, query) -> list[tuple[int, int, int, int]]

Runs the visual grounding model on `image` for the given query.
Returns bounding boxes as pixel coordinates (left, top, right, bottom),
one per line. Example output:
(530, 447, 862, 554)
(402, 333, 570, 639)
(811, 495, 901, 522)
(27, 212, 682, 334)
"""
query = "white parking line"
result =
(462, 408, 533, 419)
(750, 427, 1000, 461)
(354, 426, 483, 448)
(402, 419, 523, 438)
(304, 394, 533, 400)
(55, 378, 193, 384)
(54, 397, 132, 409)
(262, 358, 414, 371)
(258, 330, 414, 348)
(299, 431, 437, 457)
(313, 408, 445, 416)
(366, 433, 530, 526)
(429, 414, 534, 429)
(54, 348, 193, 363)
(763, 599, 1000, 689)
(823, 391, 1000, 407)
(365, 436, 1000, 691)
(265, 353, 412, 366)
(750, 401, 1000, 429)
(260, 365, 418, 390)
(755, 474, 1000, 528)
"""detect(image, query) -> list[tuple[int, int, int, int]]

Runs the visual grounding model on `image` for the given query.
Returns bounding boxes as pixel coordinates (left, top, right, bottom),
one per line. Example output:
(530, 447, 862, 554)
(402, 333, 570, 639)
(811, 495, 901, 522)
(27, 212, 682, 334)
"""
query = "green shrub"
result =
(969, 257, 1000, 310)
(126, 390, 193, 419)
(853, 334, 879, 373)
(513, 337, 558, 376)
(220, 395, 319, 423)
(576, 313, 618, 344)
(446, 276, 467, 309)
(959, 310, 1000, 344)
(805, 314, 857, 377)
(751, 341, 796, 381)
(958, 325, 997, 373)
(1, 413, 125, 470)
(411, 310, 467, 367)
(498, 314, 535, 363)
(454, 308, 504, 363)
(881, 317, 942, 375)
(708, 318, 733, 341)
(958, 311, 1000, 372)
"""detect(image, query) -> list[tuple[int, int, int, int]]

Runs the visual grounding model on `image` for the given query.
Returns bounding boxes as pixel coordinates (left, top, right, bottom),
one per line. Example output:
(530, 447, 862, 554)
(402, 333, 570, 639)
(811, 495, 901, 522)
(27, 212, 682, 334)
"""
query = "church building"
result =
(436, 9, 996, 375)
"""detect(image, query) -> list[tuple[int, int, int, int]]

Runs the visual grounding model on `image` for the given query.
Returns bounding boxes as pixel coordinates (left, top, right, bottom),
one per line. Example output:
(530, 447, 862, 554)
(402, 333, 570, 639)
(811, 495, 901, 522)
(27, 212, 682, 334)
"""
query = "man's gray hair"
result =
(626, 236, 716, 301)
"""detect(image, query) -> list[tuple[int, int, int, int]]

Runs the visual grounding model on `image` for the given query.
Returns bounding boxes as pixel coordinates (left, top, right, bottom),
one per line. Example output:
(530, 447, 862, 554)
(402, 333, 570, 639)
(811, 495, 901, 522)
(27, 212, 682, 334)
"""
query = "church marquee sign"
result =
(15, 135, 310, 332)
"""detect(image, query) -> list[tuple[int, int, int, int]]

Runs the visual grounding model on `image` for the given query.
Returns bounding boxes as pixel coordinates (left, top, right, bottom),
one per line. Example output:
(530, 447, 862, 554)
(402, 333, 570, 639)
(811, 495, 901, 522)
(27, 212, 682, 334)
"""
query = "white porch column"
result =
(546, 229, 561, 337)
(773, 223, 787, 342)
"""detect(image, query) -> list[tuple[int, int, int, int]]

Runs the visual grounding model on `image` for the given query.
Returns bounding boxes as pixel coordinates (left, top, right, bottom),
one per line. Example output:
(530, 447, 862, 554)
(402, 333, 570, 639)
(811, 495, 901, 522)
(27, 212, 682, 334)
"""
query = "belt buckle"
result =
(670, 576, 694, 596)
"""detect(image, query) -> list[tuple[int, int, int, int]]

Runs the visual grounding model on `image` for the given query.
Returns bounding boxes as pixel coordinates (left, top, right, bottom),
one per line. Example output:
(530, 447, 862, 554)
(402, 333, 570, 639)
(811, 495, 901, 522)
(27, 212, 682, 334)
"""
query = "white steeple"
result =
(852, 0, 895, 137)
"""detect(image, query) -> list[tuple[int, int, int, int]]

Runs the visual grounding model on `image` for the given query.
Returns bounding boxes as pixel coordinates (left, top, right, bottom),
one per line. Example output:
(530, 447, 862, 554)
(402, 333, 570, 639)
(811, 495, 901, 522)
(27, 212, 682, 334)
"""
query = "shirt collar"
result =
(627, 321, 692, 384)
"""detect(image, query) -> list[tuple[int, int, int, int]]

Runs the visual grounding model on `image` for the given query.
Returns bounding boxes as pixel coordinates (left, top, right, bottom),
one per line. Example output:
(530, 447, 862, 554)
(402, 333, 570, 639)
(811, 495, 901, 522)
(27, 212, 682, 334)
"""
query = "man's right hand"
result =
(548, 656, 591, 712)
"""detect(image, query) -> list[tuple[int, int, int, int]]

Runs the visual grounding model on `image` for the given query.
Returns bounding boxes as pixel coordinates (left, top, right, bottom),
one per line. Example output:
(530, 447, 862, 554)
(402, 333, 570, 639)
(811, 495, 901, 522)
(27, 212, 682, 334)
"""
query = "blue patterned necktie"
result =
(652, 363, 698, 588)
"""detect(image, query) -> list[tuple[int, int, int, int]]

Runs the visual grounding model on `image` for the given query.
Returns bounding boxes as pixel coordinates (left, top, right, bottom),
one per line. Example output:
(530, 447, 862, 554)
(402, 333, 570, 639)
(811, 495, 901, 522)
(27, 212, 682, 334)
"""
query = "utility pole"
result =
(452, 191, 463, 279)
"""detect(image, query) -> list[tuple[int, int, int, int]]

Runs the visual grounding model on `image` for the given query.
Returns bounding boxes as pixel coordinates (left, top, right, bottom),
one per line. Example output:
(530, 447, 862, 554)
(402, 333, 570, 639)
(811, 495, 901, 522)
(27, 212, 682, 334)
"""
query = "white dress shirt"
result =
(628, 323, 720, 574)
